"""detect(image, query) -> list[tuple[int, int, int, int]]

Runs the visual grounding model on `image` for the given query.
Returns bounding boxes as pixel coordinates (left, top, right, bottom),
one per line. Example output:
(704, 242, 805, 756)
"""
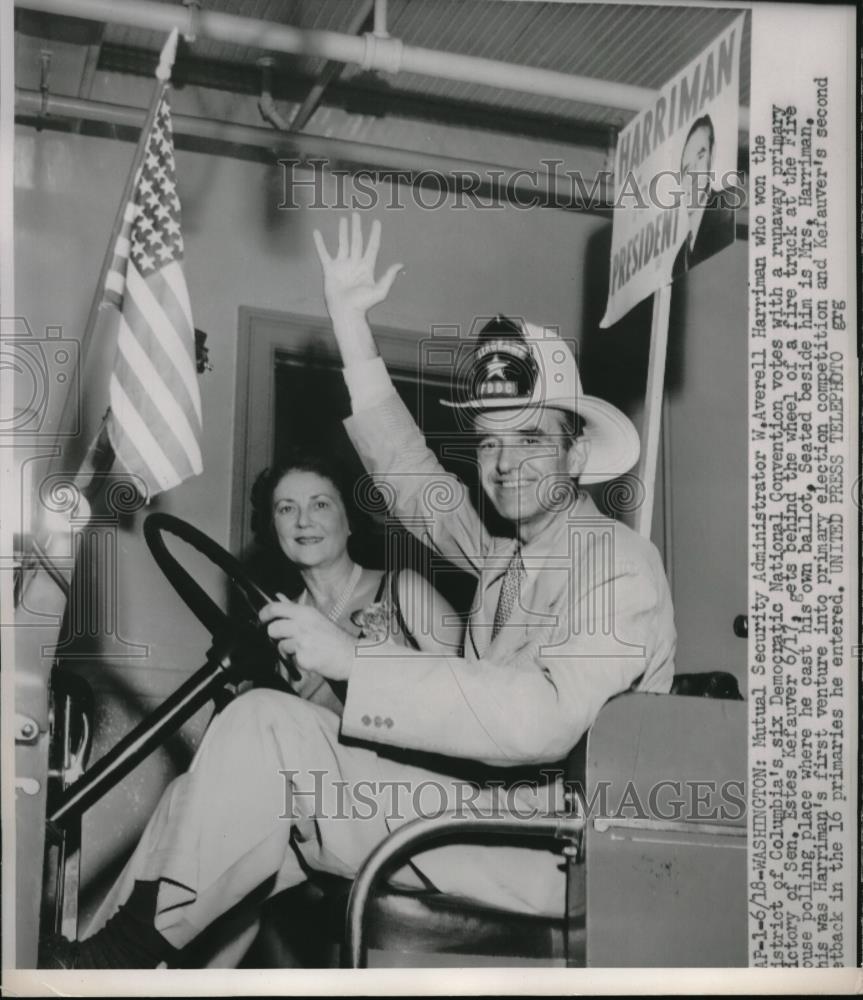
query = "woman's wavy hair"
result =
(250, 448, 381, 569)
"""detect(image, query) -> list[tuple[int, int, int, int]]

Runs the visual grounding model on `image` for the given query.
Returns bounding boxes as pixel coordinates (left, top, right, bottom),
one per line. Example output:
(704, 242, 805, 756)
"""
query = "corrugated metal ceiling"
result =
(96, 1, 750, 129)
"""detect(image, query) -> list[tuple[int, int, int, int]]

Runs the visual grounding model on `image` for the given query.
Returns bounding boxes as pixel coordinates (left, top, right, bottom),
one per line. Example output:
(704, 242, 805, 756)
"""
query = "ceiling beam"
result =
(15, 88, 614, 215)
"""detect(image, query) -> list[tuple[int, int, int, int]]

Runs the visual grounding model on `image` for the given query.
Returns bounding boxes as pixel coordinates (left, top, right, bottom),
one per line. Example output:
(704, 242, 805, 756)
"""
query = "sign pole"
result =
(634, 282, 671, 539)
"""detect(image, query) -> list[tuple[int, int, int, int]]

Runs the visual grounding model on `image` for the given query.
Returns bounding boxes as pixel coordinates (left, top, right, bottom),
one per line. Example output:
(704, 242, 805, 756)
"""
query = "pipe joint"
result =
(258, 90, 289, 131)
(181, 0, 201, 44)
(360, 32, 403, 75)
(373, 0, 388, 38)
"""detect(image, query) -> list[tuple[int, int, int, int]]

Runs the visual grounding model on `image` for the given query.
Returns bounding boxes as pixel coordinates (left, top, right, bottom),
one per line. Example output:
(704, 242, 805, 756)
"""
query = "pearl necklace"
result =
(299, 562, 363, 624)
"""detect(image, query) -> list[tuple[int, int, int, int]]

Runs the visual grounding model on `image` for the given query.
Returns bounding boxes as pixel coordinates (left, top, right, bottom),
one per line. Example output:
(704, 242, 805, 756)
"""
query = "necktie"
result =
(491, 548, 526, 641)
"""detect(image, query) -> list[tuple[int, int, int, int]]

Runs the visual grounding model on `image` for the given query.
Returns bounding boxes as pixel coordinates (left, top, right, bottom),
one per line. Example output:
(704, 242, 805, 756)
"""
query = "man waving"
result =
(298, 212, 676, 766)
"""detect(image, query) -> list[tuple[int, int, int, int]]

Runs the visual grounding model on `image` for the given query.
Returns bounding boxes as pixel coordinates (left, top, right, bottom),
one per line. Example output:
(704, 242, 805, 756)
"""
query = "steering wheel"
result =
(143, 512, 292, 682)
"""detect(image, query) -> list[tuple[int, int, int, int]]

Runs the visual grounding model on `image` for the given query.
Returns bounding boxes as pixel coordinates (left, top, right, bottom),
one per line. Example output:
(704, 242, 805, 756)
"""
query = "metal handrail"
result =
(345, 809, 584, 968)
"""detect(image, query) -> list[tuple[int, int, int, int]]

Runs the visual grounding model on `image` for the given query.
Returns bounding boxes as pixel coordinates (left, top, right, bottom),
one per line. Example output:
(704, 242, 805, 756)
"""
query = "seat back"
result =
(584, 690, 747, 967)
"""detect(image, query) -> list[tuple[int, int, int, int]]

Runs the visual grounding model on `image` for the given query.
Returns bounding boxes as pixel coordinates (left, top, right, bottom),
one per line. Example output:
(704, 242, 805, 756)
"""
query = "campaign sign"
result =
(601, 15, 745, 328)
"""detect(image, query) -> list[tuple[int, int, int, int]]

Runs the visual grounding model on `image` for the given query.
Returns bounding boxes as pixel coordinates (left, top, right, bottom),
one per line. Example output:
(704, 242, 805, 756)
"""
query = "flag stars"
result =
(126, 99, 184, 277)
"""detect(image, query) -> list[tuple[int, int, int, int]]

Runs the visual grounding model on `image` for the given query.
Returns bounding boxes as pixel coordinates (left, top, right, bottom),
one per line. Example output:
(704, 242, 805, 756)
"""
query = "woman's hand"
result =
(260, 595, 356, 681)
(312, 213, 402, 362)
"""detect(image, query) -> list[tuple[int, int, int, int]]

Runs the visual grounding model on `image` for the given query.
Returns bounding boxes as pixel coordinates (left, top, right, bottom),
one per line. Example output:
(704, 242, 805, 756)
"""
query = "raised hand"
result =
(312, 212, 402, 332)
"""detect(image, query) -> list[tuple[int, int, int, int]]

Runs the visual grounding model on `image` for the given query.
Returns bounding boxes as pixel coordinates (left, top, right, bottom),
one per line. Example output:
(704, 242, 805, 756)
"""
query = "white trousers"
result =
(85, 690, 566, 961)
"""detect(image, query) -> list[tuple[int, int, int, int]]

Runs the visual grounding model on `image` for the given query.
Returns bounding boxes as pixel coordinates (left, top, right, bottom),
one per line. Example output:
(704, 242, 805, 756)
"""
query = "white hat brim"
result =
(441, 394, 640, 484)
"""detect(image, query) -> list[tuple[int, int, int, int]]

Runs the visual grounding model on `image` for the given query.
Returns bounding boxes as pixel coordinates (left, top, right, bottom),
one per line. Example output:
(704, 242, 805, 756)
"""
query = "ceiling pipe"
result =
(17, 0, 750, 133)
(15, 88, 612, 214)
(256, 57, 290, 131)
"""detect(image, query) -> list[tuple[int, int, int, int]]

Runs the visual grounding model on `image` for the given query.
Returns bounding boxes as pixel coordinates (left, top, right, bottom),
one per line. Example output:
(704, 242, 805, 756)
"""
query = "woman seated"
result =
(44, 449, 462, 969)
(248, 449, 463, 715)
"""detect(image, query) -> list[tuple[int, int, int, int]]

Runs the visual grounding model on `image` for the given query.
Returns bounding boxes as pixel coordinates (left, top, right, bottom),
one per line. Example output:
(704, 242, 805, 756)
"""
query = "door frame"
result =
(231, 306, 433, 556)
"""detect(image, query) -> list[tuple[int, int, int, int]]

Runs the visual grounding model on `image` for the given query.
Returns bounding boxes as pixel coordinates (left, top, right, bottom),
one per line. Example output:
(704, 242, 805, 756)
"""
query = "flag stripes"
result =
(104, 92, 203, 498)
(109, 375, 181, 492)
(123, 265, 201, 420)
(115, 318, 202, 472)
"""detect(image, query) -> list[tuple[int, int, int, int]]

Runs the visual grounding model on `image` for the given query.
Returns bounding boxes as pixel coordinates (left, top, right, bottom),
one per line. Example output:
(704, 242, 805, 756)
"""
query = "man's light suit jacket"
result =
(340, 361, 676, 770)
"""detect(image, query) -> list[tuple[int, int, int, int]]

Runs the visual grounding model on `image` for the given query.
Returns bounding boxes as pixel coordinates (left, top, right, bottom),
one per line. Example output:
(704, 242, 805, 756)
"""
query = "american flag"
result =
(105, 92, 203, 498)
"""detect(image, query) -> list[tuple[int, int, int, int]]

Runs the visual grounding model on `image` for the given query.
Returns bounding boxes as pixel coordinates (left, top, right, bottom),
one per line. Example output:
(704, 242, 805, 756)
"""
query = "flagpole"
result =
(633, 282, 671, 539)
(16, 28, 180, 607)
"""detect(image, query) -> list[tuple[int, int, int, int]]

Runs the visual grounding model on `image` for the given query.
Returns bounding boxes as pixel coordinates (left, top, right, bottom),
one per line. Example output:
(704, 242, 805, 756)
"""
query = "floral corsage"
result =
(351, 598, 391, 642)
